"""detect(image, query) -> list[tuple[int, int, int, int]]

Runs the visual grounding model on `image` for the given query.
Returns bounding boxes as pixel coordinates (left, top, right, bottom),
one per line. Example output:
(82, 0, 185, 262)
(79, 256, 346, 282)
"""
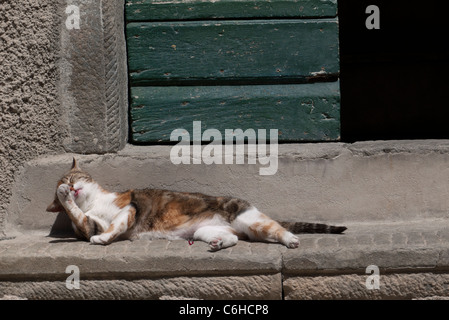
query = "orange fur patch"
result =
(154, 202, 190, 231)
(128, 207, 136, 228)
(248, 222, 260, 238)
(104, 223, 115, 234)
(249, 220, 285, 241)
(114, 191, 133, 209)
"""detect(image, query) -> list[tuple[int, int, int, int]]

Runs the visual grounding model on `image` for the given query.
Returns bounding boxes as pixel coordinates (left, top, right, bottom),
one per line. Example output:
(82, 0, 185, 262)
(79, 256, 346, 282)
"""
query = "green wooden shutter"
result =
(125, 0, 340, 143)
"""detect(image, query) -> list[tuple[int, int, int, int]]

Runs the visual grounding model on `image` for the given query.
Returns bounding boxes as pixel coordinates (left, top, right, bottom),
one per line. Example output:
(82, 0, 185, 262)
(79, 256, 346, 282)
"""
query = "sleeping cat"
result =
(46, 158, 346, 251)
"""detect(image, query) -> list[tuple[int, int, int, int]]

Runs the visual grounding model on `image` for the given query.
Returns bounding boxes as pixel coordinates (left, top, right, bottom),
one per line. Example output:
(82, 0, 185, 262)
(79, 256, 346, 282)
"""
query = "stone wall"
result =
(0, 1, 66, 235)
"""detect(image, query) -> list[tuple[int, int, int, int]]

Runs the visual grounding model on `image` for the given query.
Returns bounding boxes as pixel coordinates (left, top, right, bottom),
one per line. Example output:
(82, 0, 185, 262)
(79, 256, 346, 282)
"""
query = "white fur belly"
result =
(138, 214, 230, 241)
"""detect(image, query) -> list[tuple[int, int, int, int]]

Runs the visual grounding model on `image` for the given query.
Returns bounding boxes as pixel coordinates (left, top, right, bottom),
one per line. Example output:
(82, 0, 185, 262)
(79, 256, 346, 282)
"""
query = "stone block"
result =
(60, 0, 128, 153)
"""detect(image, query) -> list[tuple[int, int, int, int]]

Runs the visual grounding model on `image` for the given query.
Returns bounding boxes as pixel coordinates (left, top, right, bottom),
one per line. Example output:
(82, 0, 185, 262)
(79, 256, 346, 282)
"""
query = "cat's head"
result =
(46, 158, 93, 212)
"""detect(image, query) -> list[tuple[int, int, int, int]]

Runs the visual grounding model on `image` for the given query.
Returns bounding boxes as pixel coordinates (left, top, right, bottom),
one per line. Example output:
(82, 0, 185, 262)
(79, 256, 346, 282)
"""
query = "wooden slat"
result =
(125, 0, 338, 22)
(127, 19, 339, 85)
(130, 81, 340, 142)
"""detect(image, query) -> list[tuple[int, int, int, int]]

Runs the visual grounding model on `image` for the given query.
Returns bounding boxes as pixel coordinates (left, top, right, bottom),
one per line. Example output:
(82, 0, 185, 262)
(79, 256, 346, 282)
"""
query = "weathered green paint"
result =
(127, 19, 339, 85)
(125, 0, 341, 143)
(125, 0, 338, 21)
(130, 81, 340, 142)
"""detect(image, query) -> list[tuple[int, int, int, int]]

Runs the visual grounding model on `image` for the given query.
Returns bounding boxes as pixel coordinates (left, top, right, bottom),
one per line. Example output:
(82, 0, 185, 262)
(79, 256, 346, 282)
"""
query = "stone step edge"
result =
(1, 232, 449, 281)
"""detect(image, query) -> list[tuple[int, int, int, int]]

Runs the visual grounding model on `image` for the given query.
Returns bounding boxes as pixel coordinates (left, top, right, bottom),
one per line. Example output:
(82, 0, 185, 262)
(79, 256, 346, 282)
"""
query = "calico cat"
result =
(46, 158, 346, 251)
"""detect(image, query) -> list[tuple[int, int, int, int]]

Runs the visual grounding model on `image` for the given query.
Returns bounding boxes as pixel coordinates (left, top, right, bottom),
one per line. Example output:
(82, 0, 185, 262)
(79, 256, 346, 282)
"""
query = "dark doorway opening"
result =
(339, 0, 449, 142)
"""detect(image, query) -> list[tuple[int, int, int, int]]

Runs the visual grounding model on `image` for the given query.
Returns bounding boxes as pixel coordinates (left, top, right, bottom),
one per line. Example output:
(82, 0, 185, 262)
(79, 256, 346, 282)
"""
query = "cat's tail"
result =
(278, 221, 347, 234)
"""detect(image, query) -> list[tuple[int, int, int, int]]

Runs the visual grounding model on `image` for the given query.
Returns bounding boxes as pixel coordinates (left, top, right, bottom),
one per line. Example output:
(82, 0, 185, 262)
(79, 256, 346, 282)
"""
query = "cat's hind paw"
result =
(283, 233, 299, 249)
(209, 238, 223, 251)
(208, 234, 238, 251)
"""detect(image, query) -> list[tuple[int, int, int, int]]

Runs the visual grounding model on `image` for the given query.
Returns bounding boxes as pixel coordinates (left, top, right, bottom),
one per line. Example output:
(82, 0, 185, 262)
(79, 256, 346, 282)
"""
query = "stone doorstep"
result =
(1, 220, 449, 281)
(0, 234, 283, 281)
(1, 219, 449, 299)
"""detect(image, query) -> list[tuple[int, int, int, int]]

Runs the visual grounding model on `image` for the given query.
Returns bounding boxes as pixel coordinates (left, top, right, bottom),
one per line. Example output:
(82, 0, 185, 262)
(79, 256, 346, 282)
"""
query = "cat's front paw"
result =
(90, 234, 111, 245)
(57, 184, 74, 203)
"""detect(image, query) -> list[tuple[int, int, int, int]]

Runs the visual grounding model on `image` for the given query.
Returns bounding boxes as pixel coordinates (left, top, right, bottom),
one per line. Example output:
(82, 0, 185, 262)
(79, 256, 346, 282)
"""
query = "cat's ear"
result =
(46, 199, 64, 212)
(71, 157, 80, 170)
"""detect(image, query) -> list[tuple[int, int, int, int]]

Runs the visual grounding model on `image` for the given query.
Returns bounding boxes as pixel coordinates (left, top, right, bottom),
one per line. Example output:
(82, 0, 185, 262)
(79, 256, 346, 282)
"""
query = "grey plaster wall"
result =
(0, 1, 67, 236)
